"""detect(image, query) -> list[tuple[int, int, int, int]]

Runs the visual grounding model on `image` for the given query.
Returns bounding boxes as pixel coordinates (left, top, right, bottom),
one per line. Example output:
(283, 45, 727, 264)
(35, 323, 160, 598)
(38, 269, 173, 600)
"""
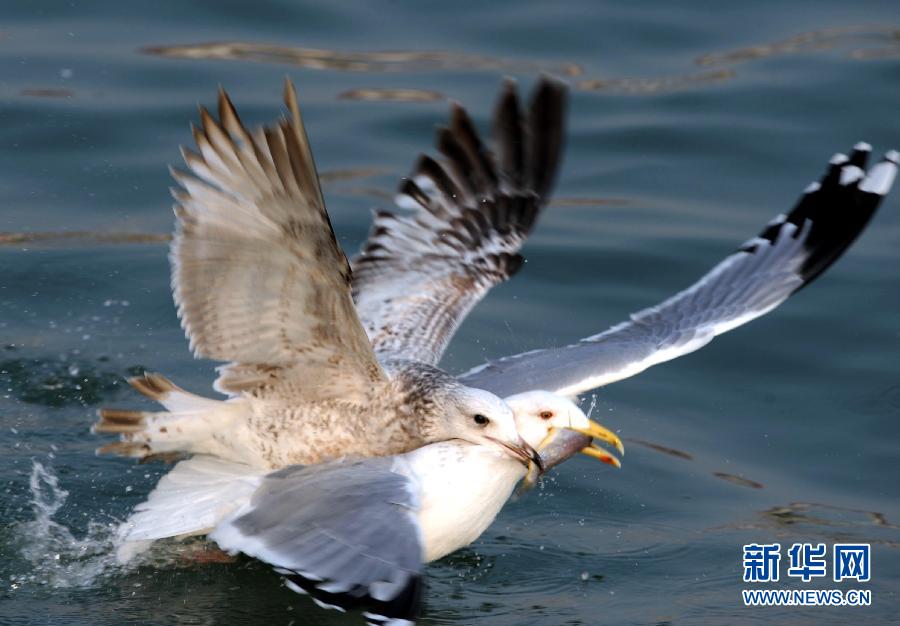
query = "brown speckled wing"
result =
(351, 77, 568, 366)
(171, 80, 387, 401)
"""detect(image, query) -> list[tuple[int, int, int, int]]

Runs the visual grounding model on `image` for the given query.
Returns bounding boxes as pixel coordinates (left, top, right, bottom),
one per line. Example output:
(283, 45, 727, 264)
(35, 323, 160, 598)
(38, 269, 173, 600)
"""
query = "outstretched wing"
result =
(171, 80, 386, 401)
(351, 77, 567, 365)
(209, 457, 423, 626)
(460, 145, 897, 397)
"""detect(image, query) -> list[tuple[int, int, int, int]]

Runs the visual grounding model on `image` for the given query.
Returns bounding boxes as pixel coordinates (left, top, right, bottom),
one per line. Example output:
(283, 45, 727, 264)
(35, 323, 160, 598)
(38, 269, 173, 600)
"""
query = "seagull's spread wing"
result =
(172, 81, 386, 401)
(460, 145, 898, 398)
(209, 458, 423, 626)
(351, 78, 567, 365)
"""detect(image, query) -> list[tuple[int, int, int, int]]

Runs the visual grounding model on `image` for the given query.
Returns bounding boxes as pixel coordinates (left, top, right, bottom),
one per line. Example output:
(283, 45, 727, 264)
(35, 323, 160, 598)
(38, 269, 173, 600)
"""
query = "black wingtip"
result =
(526, 75, 568, 201)
(389, 75, 569, 250)
(847, 141, 871, 168)
(534, 72, 569, 97)
(752, 143, 897, 290)
(283, 571, 423, 625)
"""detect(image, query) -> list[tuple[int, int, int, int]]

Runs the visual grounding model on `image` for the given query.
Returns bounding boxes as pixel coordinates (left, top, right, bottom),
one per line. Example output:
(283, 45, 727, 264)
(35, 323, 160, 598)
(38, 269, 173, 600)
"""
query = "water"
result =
(2, 1, 899, 623)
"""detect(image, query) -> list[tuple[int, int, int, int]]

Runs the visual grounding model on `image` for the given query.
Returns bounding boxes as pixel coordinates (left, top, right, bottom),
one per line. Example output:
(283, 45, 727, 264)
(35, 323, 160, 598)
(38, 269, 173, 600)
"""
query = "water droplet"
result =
(586, 394, 598, 418)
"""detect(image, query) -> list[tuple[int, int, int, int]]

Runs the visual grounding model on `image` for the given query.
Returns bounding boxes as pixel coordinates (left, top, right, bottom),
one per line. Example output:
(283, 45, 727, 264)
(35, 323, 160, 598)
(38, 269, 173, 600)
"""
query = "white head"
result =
(436, 386, 541, 467)
(504, 391, 592, 448)
(503, 390, 624, 472)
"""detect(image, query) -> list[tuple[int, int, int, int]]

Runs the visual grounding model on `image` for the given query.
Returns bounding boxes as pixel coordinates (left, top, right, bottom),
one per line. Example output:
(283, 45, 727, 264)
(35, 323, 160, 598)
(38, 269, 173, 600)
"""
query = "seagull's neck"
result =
(381, 361, 460, 443)
(399, 441, 525, 563)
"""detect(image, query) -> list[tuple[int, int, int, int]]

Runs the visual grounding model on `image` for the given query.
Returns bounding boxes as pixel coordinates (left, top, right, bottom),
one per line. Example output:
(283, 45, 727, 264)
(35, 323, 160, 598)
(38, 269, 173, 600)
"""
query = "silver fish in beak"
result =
(520, 425, 623, 492)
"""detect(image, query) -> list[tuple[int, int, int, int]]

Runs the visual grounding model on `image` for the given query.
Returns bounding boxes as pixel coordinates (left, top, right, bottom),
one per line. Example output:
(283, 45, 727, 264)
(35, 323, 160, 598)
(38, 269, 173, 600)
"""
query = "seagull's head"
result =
(503, 391, 624, 487)
(440, 386, 543, 469)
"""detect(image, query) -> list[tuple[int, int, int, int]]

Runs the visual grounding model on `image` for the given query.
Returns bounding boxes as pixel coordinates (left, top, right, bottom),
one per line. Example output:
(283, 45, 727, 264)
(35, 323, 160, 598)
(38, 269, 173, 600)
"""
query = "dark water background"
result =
(2, 1, 899, 624)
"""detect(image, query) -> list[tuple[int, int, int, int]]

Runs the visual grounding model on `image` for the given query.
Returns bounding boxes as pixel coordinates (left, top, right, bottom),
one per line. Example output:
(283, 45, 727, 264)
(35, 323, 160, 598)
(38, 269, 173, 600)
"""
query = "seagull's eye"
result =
(539, 410, 554, 420)
(473, 414, 490, 426)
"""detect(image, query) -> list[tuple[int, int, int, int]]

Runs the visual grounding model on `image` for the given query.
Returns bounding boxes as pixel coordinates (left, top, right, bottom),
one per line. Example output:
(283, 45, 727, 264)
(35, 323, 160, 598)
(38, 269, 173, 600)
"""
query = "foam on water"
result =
(8, 461, 120, 590)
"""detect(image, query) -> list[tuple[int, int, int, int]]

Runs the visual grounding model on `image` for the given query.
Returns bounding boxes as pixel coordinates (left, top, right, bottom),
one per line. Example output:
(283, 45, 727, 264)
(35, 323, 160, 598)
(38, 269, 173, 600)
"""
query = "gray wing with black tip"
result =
(209, 457, 424, 626)
(459, 144, 897, 397)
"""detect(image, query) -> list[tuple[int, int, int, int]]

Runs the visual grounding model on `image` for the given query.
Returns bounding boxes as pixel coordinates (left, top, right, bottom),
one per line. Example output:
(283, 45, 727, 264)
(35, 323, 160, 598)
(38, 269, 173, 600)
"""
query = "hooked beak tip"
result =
(487, 436, 544, 472)
(525, 441, 545, 473)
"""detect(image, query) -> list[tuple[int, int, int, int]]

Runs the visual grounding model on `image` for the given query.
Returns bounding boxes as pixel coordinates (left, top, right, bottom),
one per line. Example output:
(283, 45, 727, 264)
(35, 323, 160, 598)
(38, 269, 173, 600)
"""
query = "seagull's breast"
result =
(400, 441, 525, 562)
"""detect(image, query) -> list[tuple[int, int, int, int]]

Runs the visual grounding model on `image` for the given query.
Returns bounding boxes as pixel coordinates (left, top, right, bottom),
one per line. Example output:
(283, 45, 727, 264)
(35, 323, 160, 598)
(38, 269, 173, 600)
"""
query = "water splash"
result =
(0, 349, 143, 407)
(8, 461, 120, 590)
(585, 394, 598, 420)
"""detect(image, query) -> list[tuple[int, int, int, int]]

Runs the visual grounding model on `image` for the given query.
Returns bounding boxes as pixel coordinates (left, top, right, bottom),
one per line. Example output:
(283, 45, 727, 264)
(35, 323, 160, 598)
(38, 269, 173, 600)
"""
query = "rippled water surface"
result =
(2, 1, 899, 624)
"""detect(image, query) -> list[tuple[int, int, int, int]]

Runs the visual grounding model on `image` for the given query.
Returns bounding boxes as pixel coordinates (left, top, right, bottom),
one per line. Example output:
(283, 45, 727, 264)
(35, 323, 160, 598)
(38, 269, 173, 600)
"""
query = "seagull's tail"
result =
(93, 373, 245, 461)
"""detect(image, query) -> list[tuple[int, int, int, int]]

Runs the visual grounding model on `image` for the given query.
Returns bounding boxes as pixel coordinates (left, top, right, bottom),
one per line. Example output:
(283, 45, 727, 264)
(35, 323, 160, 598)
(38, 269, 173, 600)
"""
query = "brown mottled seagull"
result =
(94, 74, 895, 474)
(94, 77, 619, 469)
(113, 391, 613, 624)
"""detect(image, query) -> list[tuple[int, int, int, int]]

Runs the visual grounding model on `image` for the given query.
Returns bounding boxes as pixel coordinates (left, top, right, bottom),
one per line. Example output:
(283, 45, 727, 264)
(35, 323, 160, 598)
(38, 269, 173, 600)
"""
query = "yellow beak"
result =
(570, 419, 625, 458)
(519, 420, 625, 492)
(581, 443, 622, 468)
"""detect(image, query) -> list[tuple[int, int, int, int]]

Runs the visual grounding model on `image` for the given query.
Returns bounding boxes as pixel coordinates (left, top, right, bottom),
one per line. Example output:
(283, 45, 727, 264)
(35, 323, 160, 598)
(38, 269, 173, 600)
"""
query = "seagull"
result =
(93, 78, 895, 465)
(93, 77, 583, 469)
(94, 75, 895, 624)
(114, 391, 614, 626)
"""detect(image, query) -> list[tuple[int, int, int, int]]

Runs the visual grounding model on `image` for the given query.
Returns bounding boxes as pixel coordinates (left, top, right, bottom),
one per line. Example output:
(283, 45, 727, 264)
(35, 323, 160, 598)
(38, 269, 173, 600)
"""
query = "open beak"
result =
(487, 436, 545, 473)
(519, 420, 624, 493)
(569, 419, 625, 458)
